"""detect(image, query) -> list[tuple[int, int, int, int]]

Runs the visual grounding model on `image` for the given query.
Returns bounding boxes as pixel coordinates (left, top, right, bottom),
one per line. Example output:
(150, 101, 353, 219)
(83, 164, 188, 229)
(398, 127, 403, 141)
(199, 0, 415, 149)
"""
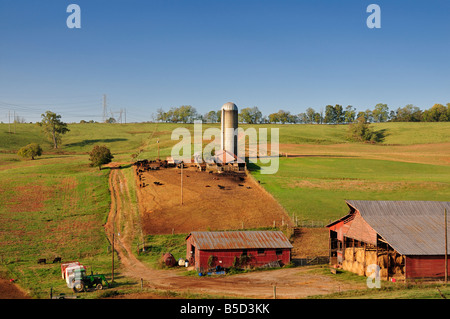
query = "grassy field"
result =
(0, 121, 449, 298)
(0, 155, 114, 298)
(252, 156, 450, 223)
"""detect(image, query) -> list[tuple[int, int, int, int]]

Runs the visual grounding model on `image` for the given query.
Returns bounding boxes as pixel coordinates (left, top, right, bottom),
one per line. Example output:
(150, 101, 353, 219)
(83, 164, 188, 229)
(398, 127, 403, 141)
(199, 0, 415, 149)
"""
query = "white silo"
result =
(220, 102, 239, 156)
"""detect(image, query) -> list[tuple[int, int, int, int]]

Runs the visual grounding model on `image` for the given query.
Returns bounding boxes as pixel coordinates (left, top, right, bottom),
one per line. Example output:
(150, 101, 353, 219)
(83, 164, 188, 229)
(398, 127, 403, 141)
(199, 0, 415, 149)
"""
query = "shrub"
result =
(347, 118, 385, 143)
(17, 143, 43, 160)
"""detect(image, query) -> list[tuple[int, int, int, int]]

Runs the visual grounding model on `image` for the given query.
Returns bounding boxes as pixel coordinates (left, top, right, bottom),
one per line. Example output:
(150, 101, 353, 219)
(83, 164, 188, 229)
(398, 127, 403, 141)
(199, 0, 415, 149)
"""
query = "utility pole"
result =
(8, 111, 10, 133)
(102, 94, 107, 123)
(180, 162, 183, 206)
(445, 208, 448, 283)
(157, 139, 160, 160)
(13, 110, 16, 134)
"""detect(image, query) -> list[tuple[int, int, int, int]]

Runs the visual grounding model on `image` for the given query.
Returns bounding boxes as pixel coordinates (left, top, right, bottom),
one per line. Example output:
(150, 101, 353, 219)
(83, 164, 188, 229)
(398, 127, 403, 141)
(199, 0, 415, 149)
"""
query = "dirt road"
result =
(105, 165, 364, 299)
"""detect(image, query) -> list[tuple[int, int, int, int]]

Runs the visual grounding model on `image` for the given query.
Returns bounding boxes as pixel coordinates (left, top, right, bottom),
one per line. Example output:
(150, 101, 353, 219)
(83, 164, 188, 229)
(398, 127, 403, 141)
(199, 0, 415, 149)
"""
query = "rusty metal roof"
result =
(346, 200, 450, 255)
(186, 231, 293, 250)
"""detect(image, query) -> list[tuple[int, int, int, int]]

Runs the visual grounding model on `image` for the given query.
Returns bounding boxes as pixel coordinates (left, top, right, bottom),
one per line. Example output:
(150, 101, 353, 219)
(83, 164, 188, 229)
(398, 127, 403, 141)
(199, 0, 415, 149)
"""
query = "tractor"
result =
(72, 268, 109, 293)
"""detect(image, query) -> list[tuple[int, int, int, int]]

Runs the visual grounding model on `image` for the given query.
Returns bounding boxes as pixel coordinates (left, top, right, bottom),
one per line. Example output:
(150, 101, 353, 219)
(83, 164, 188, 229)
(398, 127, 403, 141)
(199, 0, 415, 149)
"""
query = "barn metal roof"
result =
(346, 200, 450, 256)
(186, 231, 293, 250)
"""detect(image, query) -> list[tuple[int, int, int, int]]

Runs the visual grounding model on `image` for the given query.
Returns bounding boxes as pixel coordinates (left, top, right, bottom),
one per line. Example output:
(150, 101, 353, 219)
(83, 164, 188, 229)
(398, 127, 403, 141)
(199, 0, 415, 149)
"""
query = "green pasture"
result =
(0, 155, 114, 298)
(252, 156, 450, 223)
(0, 121, 449, 298)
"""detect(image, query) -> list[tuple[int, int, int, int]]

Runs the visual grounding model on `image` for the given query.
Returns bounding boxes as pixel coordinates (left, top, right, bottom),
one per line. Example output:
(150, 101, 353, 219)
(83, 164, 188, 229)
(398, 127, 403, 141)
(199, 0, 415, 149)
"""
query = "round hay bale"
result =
(161, 252, 177, 267)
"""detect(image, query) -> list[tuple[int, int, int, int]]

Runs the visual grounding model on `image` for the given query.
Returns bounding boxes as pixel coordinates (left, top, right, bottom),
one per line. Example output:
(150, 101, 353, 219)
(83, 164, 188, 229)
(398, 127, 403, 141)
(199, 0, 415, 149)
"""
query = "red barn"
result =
(185, 231, 293, 272)
(327, 200, 450, 281)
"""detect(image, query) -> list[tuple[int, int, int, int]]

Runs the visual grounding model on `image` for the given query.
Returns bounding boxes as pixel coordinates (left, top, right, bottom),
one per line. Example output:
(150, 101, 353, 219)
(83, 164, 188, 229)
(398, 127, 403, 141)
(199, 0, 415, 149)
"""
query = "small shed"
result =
(327, 200, 450, 281)
(186, 231, 293, 272)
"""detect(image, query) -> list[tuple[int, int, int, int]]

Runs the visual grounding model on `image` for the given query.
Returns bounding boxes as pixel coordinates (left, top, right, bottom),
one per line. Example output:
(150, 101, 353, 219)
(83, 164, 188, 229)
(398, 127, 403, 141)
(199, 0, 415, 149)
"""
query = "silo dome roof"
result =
(221, 102, 238, 111)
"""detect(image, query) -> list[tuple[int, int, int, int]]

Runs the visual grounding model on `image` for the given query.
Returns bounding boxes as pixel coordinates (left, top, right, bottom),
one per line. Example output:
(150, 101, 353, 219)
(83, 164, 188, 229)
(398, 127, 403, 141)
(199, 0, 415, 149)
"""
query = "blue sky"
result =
(0, 0, 449, 123)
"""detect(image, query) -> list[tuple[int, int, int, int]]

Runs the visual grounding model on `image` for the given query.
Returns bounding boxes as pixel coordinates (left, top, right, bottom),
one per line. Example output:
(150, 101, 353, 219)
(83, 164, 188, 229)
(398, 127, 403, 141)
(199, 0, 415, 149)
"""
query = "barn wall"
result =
(406, 255, 450, 279)
(196, 248, 291, 272)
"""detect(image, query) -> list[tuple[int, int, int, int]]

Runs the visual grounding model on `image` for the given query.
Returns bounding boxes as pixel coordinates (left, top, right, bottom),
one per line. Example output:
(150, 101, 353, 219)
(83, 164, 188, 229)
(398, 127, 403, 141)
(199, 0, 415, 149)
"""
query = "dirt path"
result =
(104, 165, 364, 299)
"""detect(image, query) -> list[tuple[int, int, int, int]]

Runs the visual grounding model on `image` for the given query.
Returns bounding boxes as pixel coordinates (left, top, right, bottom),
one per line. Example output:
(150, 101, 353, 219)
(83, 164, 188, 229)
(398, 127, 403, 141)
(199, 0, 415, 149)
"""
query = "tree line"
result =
(154, 103, 450, 124)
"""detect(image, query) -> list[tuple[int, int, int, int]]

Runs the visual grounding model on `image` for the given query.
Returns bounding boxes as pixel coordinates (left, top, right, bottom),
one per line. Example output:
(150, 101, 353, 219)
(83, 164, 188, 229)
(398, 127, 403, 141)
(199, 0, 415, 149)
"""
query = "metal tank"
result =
(220, 102, 239, 156)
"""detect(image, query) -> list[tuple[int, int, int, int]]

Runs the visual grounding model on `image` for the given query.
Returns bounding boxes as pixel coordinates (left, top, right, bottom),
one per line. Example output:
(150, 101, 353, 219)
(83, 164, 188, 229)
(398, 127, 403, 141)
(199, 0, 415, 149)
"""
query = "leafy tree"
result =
(17, 143, 42, 160)
(156, 108, 168, 122)
(38, 111, 70, 149)
(297, 112, 308, 124)
(313, 112, 322, 124)
(275, 110, 291, 124)
(268, 112, 280, 124)
(239, 107, 262, 124)
(88, 145, 114, 170)
(177, 105, 198, 123)
(334, 105, 345, 124)
(422, 103, 448, 122)
(204, 110, 218, 123)
(305, 107, 316, 124)
(372, 103, 389, 122)
(216, 110, 222, 123)
(324, 105, 336, 124)
(392, 104, 422, 122)
(356, 109, 374, 123)
(344, 105, 356, 123)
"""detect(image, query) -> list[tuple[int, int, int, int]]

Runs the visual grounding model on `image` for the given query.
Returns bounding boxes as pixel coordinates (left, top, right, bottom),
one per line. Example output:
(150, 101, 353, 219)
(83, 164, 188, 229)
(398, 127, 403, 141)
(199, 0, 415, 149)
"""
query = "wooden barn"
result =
(185, 231, 293, 272)
(327, 200, 450, 281)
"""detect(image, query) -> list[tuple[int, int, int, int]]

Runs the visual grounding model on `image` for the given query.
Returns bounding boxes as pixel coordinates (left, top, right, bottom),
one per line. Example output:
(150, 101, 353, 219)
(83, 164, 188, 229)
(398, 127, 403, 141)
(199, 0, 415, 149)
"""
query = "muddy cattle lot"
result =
(136, 166, 293, 234)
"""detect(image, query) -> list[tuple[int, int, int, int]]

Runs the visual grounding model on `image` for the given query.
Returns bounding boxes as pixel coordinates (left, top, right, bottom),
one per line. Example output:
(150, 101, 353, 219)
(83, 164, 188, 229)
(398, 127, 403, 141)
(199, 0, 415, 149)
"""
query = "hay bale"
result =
(344, 248, 354, 262)
(355, 248, 365, 263)
(357, 263, 365, 276)
(378, 254, 388, 269)
(380, 268, 388, 279)
(342, 260, 351, 271)
(348, 261, 365, 276)
(351, 260, 358, 273)
(366, 251, 377, 266)
(395, 255, 404, 265)
(394, 265, 405, 275)
(161, 252, 177, 267)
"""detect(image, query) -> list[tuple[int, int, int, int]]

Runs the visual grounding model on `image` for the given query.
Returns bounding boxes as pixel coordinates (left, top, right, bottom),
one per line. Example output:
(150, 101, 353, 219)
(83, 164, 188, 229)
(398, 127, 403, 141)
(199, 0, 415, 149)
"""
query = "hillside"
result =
(0, 121, 449, 297)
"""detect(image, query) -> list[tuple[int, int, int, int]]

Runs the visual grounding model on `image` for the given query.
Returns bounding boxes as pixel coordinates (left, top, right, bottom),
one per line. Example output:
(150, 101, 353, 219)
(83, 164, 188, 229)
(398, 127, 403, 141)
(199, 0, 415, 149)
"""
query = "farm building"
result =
(327, 200, 450, 281)
(186, 231, 293, 272)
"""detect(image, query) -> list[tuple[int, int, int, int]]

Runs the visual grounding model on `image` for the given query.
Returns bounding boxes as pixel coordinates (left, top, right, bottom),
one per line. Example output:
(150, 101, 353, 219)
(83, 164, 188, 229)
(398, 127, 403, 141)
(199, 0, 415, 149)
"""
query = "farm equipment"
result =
(71, 268, 110, 293)
(61, 261, 109, 293)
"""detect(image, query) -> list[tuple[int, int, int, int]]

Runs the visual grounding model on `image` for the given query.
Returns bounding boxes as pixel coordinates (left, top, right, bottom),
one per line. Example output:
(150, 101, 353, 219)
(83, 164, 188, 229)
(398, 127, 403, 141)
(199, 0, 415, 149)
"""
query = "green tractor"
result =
(72, 268, 110, 293)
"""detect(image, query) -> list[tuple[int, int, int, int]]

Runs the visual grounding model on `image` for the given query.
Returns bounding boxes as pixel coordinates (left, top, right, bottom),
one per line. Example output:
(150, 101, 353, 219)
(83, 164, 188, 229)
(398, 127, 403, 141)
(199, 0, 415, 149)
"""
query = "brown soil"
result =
(137, 166, 293, 234)
(0, 278, 30, 299)
(103, 165, 365, 299)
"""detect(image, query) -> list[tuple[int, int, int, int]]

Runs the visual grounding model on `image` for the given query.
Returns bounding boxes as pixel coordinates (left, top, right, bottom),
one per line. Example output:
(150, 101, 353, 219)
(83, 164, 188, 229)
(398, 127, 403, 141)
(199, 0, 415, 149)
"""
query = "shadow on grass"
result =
(65, 138, 128, 148)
